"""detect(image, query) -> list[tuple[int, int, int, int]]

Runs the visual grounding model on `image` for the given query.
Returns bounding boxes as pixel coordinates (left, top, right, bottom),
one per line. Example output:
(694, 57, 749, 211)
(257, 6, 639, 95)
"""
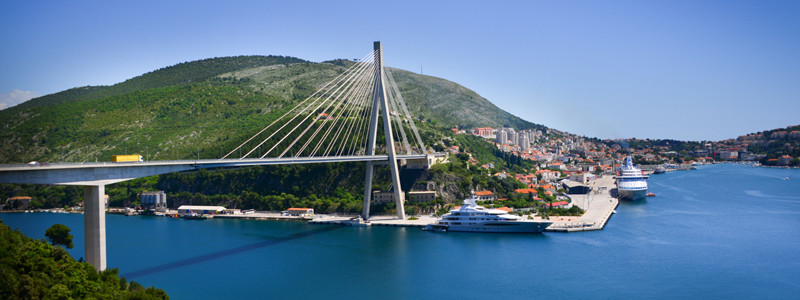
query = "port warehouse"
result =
(561, 180, 591, 194)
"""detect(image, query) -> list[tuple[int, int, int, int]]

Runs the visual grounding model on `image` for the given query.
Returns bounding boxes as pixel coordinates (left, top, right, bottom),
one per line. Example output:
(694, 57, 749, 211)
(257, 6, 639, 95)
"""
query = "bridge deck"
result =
(0, 154, 438, 185)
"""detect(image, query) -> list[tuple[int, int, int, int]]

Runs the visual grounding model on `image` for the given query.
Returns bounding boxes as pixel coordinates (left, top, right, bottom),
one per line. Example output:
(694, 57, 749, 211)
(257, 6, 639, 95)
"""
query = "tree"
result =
(45, 224, 73, 249)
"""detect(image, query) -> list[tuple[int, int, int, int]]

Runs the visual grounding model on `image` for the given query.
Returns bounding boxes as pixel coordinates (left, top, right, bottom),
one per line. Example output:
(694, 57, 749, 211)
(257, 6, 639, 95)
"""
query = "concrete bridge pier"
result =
(83, 185, 106, 271)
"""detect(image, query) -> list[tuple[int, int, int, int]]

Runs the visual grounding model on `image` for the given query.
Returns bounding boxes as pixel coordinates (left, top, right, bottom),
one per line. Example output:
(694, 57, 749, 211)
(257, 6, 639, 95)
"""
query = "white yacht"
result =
(425, 192, 552, 233)
(616, 156, 649, 201)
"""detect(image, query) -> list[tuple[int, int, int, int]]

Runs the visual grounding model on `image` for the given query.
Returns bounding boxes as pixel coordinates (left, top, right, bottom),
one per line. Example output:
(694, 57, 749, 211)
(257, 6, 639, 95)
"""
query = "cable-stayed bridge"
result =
(0, 42, 443, 271)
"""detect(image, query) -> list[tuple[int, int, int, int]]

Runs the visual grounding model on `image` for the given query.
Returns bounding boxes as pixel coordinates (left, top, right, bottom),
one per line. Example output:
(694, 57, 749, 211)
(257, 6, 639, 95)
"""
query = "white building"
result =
(496, 130, 508, 145)
(569, 173, 597, 184)
(520, 135, 530, 151)
(177, 205, 226, 216)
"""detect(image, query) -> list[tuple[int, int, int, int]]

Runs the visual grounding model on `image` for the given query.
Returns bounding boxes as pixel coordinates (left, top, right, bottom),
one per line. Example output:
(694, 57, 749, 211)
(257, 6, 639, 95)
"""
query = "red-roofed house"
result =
(474, 191, 496, 202)
(497, 207, 513, 212)
(546, 201, 571, 208)
(474, 127, 493, 137)
(536, 169, 558, 181)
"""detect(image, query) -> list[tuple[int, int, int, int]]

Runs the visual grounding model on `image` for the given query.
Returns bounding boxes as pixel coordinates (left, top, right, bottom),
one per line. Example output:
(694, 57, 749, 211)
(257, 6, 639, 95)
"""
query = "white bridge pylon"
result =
(225, 41, 427, 220)
(362, 41, 405, 220)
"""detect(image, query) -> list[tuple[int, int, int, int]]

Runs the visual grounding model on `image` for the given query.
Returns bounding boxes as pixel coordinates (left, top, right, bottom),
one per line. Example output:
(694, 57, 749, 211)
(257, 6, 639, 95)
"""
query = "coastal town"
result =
(450, 124, 800, 171)
(4, 124, 798, 234)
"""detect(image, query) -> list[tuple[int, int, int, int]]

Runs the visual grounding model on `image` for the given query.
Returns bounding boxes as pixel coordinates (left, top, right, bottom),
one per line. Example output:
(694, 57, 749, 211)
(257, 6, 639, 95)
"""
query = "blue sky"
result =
(1, 0, 798, 141)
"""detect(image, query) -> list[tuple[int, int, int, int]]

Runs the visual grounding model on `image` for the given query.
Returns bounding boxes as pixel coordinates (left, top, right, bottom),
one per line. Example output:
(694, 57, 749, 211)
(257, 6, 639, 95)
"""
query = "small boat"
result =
(784, 177, 790, 181)
(423, 223, 448, 232)
(345, 216, 370, 227)
(653, 166, 666, 174)
(183, 211, 212, 220)
(646, 193, 656, 197)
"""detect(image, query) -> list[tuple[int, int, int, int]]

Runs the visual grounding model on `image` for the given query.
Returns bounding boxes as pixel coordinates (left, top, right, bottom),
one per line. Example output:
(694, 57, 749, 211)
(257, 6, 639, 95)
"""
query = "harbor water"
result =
(2, 164, 799, 298)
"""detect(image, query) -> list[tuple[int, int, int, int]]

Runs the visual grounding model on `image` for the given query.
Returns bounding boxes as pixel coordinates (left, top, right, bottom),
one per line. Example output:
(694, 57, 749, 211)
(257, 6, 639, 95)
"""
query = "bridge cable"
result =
(339, 70, 375, 157)
(316, 61, 375, 157)
(385, 68, 427, 153)
(274, 55, 375, 158)
(384, 71, 413, 154)
(331, 65, 375, 157)
(285, 57, 374, 158)
(242, 50, 376, 159)
(223, 50, 375, 159)
(304, 60, 375, 157)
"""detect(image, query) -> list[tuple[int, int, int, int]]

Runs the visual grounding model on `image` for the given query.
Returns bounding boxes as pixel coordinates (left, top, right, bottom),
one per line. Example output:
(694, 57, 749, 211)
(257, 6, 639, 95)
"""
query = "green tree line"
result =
(0, 221, 168, 299)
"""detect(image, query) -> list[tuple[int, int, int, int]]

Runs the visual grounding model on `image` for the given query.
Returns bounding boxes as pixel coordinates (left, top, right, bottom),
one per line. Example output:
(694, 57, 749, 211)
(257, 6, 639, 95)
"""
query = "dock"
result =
(309, 215, 437, 227)
(213, 212, 310, 221)
(105, 177, 618, 233)
(546, 175, 618, 232)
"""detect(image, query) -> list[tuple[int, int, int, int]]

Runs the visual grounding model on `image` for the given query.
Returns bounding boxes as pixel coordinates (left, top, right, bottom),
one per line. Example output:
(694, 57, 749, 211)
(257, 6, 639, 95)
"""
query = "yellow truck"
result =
(112, 154, 143, 162)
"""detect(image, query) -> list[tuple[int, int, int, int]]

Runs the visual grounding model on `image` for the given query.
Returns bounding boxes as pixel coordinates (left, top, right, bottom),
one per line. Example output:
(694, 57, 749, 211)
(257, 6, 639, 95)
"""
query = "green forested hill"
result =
(387, 68, 542, 130)
(0, 56, 543, 164)
(15, 55, 306, 110)
(0, 55, 547, 213)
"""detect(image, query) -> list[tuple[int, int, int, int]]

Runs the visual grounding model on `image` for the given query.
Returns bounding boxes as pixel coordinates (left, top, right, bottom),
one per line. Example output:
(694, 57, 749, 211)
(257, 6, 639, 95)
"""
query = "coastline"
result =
(2, 176, 625, 233)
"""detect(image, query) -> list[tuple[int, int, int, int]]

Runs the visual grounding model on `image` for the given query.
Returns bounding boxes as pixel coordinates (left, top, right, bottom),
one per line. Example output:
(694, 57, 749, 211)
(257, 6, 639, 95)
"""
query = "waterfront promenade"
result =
(32, 176, 619, 233)
(309, 214, 436, 227)
(309, 175, 618, 232)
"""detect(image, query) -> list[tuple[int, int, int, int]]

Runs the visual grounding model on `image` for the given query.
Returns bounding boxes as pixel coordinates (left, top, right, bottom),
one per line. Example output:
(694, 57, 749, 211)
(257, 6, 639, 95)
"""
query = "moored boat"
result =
(616, 156, 649, 201)
(653, 166, 666, 174)
(425, 192, 552, 233)
(182, 211, 213, 220)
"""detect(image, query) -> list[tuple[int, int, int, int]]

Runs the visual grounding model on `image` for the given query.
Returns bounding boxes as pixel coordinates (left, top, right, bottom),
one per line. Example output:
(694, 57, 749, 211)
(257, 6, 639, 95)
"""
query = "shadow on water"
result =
(124, 225, 341, 278)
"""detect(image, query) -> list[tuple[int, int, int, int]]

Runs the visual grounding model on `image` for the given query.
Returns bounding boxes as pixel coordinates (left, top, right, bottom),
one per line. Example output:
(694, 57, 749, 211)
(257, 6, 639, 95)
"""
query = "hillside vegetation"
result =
(16, 56, 306, 110)
(0, 55, 548, 213)
(0, 56, 542, 164)
(0, 221, 167, 299)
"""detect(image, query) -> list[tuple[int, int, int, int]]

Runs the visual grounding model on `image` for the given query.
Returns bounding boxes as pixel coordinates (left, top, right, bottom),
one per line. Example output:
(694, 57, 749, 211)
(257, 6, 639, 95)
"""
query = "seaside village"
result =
(4, 125, 798, 223)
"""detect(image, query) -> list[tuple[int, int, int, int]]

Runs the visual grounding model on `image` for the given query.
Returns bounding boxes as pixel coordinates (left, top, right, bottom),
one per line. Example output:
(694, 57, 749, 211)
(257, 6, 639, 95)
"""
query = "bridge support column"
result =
(83, 185, 106, 271)
(362, 162, 374, 220)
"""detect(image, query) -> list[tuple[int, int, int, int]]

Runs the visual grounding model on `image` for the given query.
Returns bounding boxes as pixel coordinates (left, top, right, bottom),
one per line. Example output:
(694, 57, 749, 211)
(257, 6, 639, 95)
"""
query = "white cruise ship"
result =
(426, 192, 552, 233)
(616, 156, 649, 201)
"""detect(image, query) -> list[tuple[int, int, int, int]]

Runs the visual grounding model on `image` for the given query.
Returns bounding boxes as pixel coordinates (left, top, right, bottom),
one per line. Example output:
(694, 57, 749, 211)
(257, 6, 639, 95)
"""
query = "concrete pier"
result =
(83, 185, 106, 271)
(546, 175, 618, 232)
(309, 215, 436, 227)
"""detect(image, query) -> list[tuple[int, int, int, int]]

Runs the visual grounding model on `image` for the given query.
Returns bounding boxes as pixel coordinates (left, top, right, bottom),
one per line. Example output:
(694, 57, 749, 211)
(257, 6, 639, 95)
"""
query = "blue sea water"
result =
(2, 164, 799, 299)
